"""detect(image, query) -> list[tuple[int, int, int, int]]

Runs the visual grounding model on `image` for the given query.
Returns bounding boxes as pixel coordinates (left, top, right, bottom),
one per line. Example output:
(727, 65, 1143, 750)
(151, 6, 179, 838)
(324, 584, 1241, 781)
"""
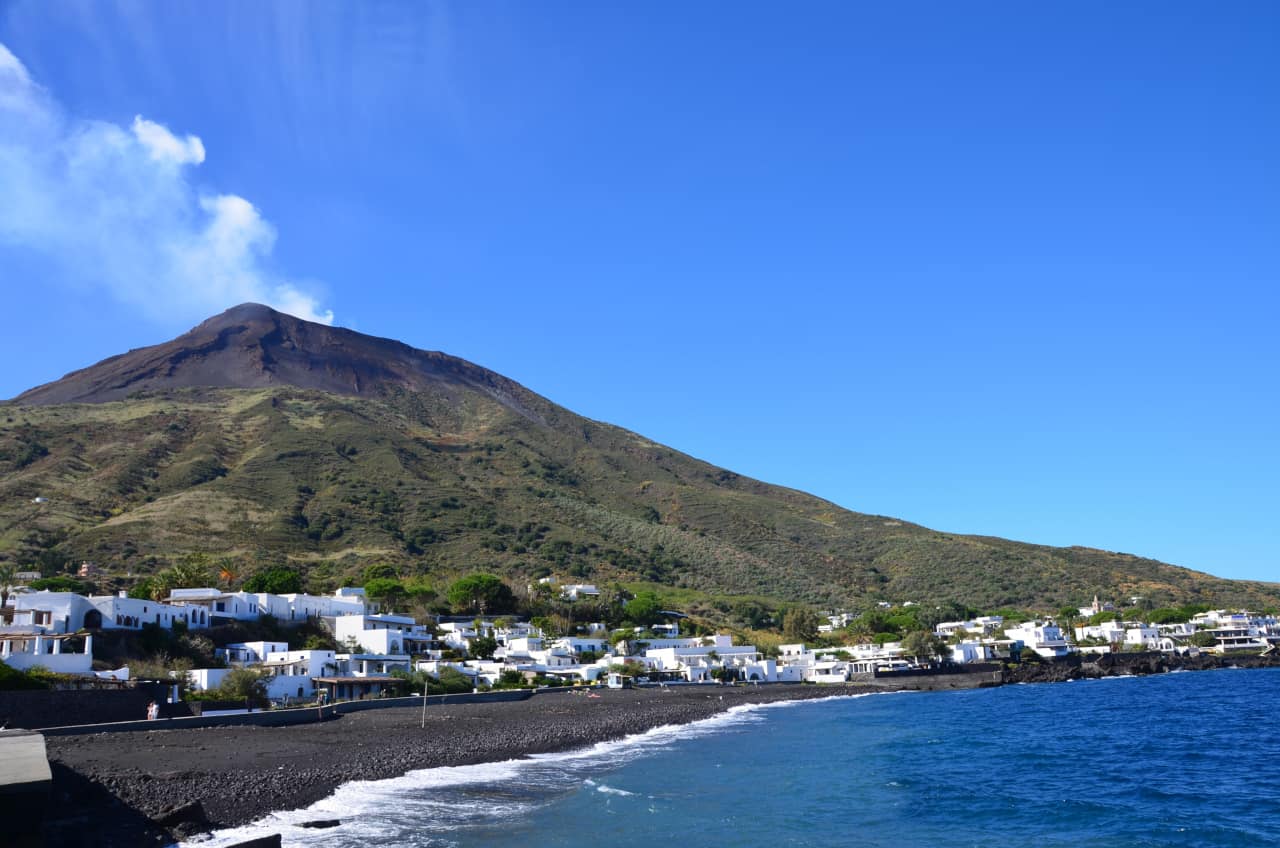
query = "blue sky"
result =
(0, 2, 1276, 583)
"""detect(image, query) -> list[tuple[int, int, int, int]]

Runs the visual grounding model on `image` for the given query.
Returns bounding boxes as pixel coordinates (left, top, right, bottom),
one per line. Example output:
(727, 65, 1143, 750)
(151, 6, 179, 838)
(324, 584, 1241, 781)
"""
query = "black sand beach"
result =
(42, 684, 883, 847)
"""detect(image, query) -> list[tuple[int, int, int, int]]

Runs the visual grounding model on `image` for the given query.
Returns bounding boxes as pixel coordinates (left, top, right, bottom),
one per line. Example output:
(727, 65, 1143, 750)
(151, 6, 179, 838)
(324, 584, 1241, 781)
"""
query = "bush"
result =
(494, 669, 529, 689)
(0, 663, 52, 691)
(243, 567, 304, 594)
(211, 667, 269, 701)
(28, 576, 89, 594)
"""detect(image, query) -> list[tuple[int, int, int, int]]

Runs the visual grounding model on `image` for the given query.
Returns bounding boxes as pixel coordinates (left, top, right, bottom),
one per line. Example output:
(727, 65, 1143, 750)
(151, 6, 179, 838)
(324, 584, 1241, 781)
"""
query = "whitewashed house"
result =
(560, 584, 600, 601)
(1075, 623, 1126, 644)
(642, 634, 775, 682)
(1124, 625, 1160, 649)
(1004, 622, 1073, 658)
(0, 628, 93, 674)
(187, 667, 233, 693)
(252, 592, 365, 622)
(335, 652, 411, 677)
(438, 621, 480, 652)
(261, 649, 338, 701)
(166, 589, 263, 623)
(949, 641, 1001, 664)
(216, 641, 289, 665)
(13, 591, 202, 632)
(936, 616, 1005, 638)
(335, 614, 435, 656)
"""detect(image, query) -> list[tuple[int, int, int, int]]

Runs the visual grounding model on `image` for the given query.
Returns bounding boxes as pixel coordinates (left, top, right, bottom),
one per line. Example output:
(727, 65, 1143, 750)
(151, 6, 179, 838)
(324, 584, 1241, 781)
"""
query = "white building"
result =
(216, 641, 289, 665)
(949, 641, 1001, 664)
(1005, 622, 1072, 658)
(1075, 623, 1126, 644)
(187, 667, 232, 692)
(560, 584, 600, 601)
(935, 616, 1005, 638)
(252, 592, 365, 622)
(335, 652, 411, 677)
(335, 614, 435, 656)
(642, 634, 775, 682)
(1124, 625, 1160, 648)
(13, 591, 205, 632)
(260, 649, 339, 701)
(0, 628, 93, 674)
(166, 589, 263, 623)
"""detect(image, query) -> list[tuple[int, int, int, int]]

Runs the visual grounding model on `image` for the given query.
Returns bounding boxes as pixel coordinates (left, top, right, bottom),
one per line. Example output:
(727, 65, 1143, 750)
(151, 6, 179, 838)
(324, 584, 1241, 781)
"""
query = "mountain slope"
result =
(2, 305, 1275, 611)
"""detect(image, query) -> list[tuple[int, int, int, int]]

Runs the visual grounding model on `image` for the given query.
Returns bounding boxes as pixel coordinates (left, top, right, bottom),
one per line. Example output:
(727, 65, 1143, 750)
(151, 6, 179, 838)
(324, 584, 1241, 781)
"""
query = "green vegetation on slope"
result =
(1, 386, 1276, 612)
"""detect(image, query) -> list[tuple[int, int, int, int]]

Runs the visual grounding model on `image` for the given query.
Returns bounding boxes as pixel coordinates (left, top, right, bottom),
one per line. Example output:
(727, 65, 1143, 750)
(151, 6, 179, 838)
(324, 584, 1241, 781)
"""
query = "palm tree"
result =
(217, 559, 240, 589)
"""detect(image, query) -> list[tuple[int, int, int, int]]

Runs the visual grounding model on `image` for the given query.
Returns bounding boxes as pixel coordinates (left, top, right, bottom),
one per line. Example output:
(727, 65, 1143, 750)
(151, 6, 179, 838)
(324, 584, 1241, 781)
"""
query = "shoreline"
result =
(41, 655, 1280, 847)
(42, 683, 889, 847)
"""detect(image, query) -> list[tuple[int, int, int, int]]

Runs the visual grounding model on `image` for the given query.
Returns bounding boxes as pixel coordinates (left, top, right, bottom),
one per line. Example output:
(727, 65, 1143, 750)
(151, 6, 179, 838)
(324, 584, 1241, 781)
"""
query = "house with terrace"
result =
(0, 627, 94, 675)
(641, 634, 776, 682)
(261, 649, 338, 701)
(165, 588, 263, 624)
(1005, 621, 1073, 658)
(335, 651, 411, 678)
(215, 641, 289, 665)
(334, 614, 436, 657)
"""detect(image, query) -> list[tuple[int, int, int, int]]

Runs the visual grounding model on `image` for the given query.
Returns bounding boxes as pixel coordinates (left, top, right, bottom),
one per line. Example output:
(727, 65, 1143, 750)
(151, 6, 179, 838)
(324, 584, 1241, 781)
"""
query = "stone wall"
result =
(0, 682, 171, 729)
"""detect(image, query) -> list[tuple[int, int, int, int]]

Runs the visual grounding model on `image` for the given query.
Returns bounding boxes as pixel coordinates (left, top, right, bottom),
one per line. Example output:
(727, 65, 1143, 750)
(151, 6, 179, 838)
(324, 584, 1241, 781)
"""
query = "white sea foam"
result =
(584, 778, 636, 797)
(182, 690, 903, 848)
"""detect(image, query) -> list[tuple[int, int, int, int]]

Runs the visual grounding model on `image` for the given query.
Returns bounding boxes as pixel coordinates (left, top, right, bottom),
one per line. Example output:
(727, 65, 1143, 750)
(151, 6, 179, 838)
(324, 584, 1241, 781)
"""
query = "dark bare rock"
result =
(224, 837, 282, 848)
(11, 303, 542, 420)
(153, 799, 208, 828)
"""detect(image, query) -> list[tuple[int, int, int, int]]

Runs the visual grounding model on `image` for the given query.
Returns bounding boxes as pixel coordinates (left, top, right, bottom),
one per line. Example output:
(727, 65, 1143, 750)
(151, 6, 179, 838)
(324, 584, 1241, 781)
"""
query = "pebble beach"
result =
(42, 684, 881, 847)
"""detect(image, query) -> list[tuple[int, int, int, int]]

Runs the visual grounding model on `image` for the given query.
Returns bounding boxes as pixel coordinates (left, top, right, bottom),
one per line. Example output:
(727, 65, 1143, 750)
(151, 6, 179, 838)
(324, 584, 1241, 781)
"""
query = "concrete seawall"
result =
(40, 687, 535, 736)
(0, 730, 52, 848)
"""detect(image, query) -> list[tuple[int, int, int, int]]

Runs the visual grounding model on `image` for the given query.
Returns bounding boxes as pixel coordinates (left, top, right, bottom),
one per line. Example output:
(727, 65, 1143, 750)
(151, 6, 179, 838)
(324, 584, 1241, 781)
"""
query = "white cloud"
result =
(0, 43, 31, 84)
(131, 115, 205, 165)
(0, 42, 333, 326)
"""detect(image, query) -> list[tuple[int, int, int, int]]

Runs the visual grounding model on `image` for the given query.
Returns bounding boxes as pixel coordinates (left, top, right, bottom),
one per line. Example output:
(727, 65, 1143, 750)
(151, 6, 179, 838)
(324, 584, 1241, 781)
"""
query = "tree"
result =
(217, 559, 241, 588)
(364, 577, 406, 611)
(782, 608, 820, 643)
(609, 658, 648, 678)
(902, 630, 949, 664)
(446, 574, 515, 615)
(732, 600, 771, 629)
(918, 601, 973, 630)
(214, 667, 268, 702)
(362, 563, 399, 583)
(469, 636, 499, 659)
(846, 617, 875, 644)
(28, 575, 88, 594)
(243, 567, 304, 595)
(623, 591, 664, 627)
(1188, 632, 1217, 648)
(0, 562, 17, 608)
(168, 553, 214, 588)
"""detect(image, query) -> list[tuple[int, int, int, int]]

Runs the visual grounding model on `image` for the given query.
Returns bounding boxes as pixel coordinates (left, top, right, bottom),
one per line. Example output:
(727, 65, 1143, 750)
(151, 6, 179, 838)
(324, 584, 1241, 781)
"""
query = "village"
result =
(3, 566, 1278, 716)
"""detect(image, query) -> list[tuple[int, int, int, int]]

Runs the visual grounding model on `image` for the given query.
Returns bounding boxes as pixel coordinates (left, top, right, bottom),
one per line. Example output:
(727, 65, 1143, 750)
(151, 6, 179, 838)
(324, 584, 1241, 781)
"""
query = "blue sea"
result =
(195, 668, 1280, 848)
